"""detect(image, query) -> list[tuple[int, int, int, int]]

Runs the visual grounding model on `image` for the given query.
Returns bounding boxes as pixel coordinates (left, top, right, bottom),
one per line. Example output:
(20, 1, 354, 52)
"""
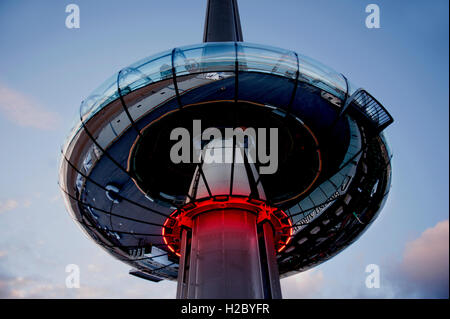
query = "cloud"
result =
(87, 264, 103, 273)
(281, 269, 325, 298)
(0, 200, 18, 214)
(0, 197, 34, 214)
(0, 84, 60, 130)
(0, 271, 177, 299)
(281, 219, 449, 299)
(392, 219, 449, 298)
(0, 274, 108, 299)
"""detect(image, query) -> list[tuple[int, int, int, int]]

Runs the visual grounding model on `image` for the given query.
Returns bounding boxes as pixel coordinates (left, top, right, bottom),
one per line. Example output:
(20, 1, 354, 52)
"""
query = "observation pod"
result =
(59, 0, 393, 299)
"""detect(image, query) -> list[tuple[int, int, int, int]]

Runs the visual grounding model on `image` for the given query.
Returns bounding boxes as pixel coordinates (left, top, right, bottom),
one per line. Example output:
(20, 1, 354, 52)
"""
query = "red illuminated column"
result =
(176, 138, 282, 299)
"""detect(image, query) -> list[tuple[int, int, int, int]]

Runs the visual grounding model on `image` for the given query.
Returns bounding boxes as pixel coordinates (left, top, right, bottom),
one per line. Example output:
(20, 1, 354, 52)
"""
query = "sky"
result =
(0, 0, 448, 298)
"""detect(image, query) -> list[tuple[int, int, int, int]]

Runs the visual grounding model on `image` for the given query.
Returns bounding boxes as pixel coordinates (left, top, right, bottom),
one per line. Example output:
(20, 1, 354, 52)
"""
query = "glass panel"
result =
(82, 107, 133, 166)
(61, 112, 83, 156)
(347, 79, 358, 97)
(320, 180, 339, 197)
(61, 185, 83, 222)
(308, 187, 328, 206)
(118, 67, 153, 95)
(76, 43, 350, 133)
(128, 78, 178, 122)
(297, 53, 347, 99)
(178, 72, 235, 106)
(173, 42, 236, 76)
(130, 51, 173, 85)
(119, 61, 178, 122)
(80, 73, 120, 122)
(80, 50, 173, 124)
(173, 43, 236, 106)
(237, 43, 297, 79)
(380, 132, 392, 160)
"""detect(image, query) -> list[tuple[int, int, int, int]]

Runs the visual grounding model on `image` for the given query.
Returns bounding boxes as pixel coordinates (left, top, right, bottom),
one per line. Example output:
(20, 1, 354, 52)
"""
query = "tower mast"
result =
(203, 0, 243, 42)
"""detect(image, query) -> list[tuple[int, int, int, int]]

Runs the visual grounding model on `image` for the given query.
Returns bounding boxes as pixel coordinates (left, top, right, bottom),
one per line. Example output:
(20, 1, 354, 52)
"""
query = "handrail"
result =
(341, 88, 394, 133)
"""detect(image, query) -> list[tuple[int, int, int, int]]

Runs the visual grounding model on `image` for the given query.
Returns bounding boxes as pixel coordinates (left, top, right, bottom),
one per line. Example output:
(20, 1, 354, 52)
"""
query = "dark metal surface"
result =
(260, 222, 282, 299)
(203, 0, 243, 42)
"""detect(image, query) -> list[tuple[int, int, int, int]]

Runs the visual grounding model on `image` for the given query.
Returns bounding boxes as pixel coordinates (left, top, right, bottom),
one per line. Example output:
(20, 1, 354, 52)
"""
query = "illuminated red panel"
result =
(162, 196, 292, 256)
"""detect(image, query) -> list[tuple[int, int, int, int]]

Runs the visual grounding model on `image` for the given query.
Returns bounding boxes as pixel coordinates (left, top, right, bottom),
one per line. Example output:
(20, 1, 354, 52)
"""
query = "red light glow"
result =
(161, 196, 292, 257)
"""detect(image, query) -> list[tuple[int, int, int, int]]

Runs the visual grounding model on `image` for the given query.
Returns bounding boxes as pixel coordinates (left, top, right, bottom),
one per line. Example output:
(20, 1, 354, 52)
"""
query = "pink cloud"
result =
(398, 219, 449, 298)
(0, 84, 60, 130)
(0, 200, 18, 214)
(401, 219, 449, 281)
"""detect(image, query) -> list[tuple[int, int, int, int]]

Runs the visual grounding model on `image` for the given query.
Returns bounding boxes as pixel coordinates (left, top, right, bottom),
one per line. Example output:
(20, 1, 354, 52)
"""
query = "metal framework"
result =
(341, 88, 394, 132)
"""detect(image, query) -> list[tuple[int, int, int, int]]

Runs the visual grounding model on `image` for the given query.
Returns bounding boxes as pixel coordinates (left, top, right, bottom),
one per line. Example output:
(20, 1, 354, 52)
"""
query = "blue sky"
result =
(0, 0, 448, 298)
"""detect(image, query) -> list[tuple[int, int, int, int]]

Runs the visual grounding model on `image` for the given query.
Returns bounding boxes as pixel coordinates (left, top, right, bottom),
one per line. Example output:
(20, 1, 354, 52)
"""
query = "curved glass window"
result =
(237, 43, 297, 79)
(173, 42, 236, 76)
(80, 73, 119, 121)
(126, 51, 173, 87)
(66, 42, 357, 152)
(346, 79, 358, 97)
(297, 53, 347, 99)
(380, 132, 393, 160)
(117, 67, 153, 96)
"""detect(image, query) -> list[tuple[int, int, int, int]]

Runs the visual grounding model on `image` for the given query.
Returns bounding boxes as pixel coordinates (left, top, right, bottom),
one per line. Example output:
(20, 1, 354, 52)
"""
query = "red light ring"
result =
(162, 196, 292, 256)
